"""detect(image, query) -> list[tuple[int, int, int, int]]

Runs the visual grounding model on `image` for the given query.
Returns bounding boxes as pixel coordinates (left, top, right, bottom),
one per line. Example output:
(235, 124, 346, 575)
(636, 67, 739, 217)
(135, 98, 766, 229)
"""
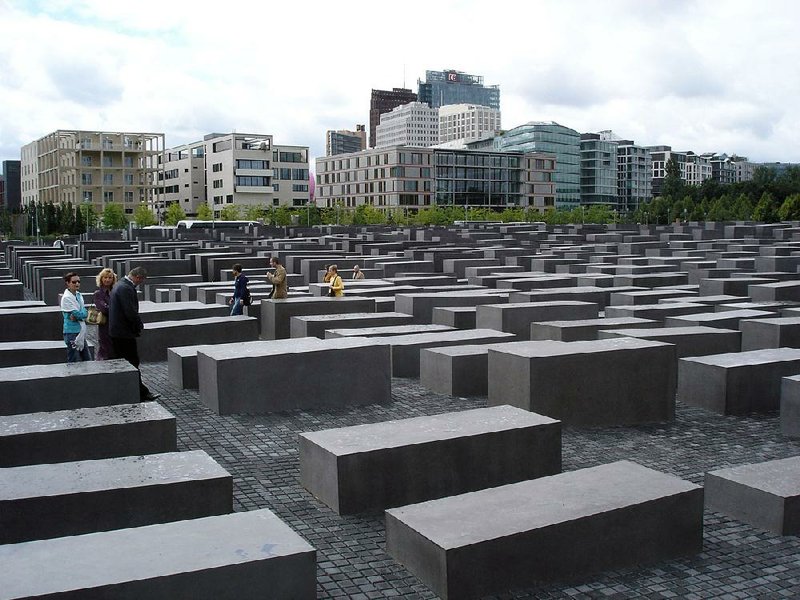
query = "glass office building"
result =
(580, 133, 618, 206)
(494, 122, 580, 208)
(418, 70, 500, 110)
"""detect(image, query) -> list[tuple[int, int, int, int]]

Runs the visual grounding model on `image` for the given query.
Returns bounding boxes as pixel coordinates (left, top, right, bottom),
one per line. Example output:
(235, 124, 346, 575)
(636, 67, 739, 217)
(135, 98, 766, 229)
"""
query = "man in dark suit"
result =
(109, 266, 160, 401)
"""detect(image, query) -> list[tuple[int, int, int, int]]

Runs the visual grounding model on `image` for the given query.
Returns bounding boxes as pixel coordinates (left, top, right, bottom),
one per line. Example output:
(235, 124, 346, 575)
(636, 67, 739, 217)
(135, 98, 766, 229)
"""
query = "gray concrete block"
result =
(477, 301, 599, 340)
(610, 289, 697, 305)
(705, 456, 800, 535)
(780, 375, 800, 438)
(749, 280, 800, 302)
(138, 315, 260, 362)
(300, 405, 561, 514)
(386, 460, 703, 600)
(488, 338, 677, 426)
(324, 324, 454, 339)
(290, 311, 413, 339)
(0, 305, 63, 341)
(508, 285, 631, 309)
(0, 340, 96, 367)
(677, 348, 800, 414)
(605, 302, 715, 322)
(261, 296, 376, 339)
(372, 328, 516, 378)
(197, 337, 392, 414)
(599, 326, 741, 358)
(613, 272, 689, 288)
(699, 277, 778, 297)
(395, 291, 508, 324)
(431, 306, 477, 329)
(0, 508, 316, 600)
(0, 359, 140, 416)
(0, 402, 176, 467)
(741, 317, 800, 351)
(530, 317, 659, 342)
(420, 342, 527, 397)
(0, 450, 232, 544)
(664, 309, 774, 330)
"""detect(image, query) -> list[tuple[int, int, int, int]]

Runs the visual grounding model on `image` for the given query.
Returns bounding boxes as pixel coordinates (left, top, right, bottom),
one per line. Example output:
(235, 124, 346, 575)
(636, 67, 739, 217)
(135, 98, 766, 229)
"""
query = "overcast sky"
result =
(1, 0, 798, 172)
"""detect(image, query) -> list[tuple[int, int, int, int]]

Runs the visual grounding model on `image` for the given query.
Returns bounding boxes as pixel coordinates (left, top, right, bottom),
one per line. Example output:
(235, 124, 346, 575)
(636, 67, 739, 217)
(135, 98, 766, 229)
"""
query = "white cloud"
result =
(1, 0, 799, 170)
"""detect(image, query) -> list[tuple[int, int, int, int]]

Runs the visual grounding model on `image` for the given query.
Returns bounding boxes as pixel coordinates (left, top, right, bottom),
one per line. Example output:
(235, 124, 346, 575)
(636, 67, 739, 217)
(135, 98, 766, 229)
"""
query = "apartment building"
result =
(315, 146, 556, 212)
(701, 153, 757, 184)
(159, 133, 309, 217)
(326, 125, 367, 156)
(375, 102, 439, 148)
(438, 104, 501, 144)
(580, 133, 618, 206)
(648, 146, 711, 196)
(616, 141, 652, 213)
(21, 130, 163, 214)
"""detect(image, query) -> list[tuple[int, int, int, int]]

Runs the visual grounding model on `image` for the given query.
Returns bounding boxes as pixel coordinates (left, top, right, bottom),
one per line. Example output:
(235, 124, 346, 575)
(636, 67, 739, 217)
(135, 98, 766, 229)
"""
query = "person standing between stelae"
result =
(328, 264, 344, 297)
(352, 264, 364, 280)
(229, 263, 249, 316)
(108, 266, 160, 401)
(92, 268, 117, 360)
(266, 257, 288, 299)
(61, 272, 91, 362)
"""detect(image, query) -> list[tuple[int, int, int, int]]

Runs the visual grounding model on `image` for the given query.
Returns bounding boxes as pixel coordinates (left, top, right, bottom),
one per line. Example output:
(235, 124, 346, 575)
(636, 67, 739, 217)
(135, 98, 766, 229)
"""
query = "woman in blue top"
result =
(228, 263, 250, 316)
(60, 272, 91, 362)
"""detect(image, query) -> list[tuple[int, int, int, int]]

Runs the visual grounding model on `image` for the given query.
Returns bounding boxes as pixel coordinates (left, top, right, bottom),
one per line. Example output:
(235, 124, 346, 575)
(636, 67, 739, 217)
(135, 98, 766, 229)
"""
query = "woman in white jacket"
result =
(61, 272, 91, 362)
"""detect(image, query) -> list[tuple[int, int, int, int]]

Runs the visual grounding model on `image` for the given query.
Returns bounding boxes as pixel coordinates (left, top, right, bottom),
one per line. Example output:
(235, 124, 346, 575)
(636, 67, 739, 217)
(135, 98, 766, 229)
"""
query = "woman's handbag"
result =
(86, 307, 106, 325)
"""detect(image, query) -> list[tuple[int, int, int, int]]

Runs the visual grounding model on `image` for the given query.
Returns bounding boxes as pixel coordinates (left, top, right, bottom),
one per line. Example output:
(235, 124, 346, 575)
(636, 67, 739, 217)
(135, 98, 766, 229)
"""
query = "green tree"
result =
(133, 203, 156, 227)
(243, 204, 263, 221)
(0, 208, 12, 235)
(731, 193, 754, 221)
(662, 157, 685, 202)
(219, 205, 241, 220)
(752, 192, 778, 222)
(101, 203, 128, 229)
(352, 203, 386, 225)
(196, 203, 213, 220)
(707, 195, 733, 221)
(778, 193, 800, 221)
(164, 203, 186, 226)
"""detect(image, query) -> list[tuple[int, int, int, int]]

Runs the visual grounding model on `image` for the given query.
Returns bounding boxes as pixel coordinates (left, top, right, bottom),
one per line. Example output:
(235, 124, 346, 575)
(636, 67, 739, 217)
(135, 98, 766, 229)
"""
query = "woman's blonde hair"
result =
(95, 268, 118, 287)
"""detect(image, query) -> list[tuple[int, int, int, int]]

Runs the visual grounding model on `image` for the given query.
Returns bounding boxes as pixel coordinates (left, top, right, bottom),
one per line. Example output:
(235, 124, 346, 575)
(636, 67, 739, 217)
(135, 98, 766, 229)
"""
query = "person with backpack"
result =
(229, 263, 250, 316)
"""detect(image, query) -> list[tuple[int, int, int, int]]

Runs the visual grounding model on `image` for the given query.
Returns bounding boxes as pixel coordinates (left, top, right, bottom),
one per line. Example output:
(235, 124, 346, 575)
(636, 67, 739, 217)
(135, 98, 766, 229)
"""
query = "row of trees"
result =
(8, 163, 800, 237)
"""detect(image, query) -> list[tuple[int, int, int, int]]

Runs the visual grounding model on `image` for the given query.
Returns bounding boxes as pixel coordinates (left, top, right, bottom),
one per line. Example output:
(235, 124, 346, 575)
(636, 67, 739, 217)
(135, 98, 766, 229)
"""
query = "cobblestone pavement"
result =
(137, 360, 800, 600)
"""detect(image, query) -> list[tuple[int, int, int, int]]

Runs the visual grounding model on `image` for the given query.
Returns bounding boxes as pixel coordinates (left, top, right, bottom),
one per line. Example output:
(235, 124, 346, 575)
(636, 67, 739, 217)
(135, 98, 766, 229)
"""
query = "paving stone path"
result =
(137, 356, 800, 599)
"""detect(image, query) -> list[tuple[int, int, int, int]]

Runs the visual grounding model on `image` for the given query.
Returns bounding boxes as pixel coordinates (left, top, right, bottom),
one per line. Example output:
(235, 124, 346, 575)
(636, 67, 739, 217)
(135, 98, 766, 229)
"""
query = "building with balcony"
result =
(648, 146, 711, 196)
(20, 130, 163, 215)
(580, 133, 618, 207)
(314, 146, 555, 212)
(615, 140, 652, 213)
(418, 69, 500, 110)
(326, 125, 366, 156)
(369, 87, 418, 149)
(438, 104, 501, 145)
(494, 122, 580, 209)
(159, 133, 309, 218)
(375, 102, 439, 148)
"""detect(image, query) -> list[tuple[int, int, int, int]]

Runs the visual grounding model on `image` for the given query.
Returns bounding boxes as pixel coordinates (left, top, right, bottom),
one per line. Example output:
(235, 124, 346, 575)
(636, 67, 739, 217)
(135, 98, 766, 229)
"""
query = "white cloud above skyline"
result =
(1, 0, 798, 171)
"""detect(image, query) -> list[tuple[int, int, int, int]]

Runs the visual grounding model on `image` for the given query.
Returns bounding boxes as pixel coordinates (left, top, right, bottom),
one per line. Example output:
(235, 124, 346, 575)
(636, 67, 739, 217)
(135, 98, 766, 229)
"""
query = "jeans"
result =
(64, 332, 91, 362)
(230, 298, 243, 316)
